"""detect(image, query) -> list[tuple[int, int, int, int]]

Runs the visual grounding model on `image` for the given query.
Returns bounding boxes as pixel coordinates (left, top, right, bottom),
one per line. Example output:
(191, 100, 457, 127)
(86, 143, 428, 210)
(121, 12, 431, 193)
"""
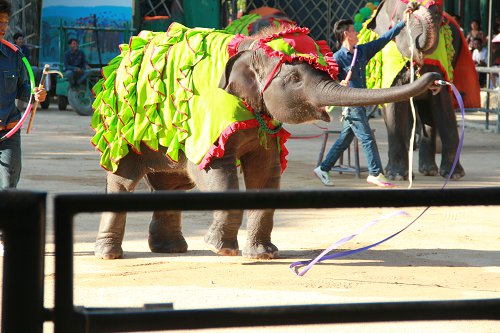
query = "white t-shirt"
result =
(472, 47, 488, 65)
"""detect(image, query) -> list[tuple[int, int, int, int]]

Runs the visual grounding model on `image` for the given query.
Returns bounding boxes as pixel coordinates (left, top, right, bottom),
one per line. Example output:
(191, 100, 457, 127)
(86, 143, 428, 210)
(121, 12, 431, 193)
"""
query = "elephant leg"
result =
(188, 154, 242, 256)
(418, 122, 439, 176)
(95, 170, 142, 259)
(240, 139, 281, 259)
(144, 172, 191, 253)
(414, 97, 439, 176)
(432, 92, 465, 179)
(383, 102, 412, 180)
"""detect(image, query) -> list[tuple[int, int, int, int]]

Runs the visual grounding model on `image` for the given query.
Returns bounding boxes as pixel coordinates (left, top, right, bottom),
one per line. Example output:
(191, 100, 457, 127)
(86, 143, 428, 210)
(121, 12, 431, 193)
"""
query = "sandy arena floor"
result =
(2, 104, 499, 332)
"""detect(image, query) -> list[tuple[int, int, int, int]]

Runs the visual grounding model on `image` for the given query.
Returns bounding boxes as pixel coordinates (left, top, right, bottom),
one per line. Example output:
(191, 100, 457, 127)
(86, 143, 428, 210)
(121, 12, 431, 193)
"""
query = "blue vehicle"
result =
(40, 2, 134, 115)
(38, 0, 240, 115)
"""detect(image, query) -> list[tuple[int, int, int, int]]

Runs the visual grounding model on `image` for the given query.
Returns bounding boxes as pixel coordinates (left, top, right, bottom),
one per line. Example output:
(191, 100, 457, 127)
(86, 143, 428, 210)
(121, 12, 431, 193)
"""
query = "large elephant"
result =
(91, 22, 440, 260)
(362, 0, 479, 180)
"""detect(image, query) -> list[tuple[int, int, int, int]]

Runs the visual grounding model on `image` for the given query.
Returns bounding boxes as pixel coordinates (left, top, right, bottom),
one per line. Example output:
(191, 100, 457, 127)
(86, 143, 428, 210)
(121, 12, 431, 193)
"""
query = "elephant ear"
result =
(219, 50, 264, 110)
(366, 0, 387, 32)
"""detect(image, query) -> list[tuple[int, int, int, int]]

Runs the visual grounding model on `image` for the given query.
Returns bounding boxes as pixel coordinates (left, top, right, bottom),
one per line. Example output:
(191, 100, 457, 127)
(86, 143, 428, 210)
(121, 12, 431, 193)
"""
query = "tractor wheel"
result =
(58, 96, 68, 110)
(68, 86, 94, 116)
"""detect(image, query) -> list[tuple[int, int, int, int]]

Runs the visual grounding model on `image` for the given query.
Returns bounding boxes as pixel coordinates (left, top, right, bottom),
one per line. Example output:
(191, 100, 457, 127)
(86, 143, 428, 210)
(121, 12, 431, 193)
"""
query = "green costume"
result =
(224, 14, 262, 35)
(91, 23, 337, 173)
(92, 23, 285, 172)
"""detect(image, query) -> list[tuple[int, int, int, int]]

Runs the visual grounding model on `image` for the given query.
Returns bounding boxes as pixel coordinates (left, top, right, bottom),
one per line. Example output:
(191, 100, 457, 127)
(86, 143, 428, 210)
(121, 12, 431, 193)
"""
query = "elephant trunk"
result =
(313, 72, 440, 107)
(411, 5, 439, 53)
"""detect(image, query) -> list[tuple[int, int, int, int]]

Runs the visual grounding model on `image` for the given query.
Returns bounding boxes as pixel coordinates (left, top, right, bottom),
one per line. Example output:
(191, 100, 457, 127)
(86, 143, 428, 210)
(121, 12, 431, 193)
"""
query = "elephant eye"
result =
(285, 72, 301, 83)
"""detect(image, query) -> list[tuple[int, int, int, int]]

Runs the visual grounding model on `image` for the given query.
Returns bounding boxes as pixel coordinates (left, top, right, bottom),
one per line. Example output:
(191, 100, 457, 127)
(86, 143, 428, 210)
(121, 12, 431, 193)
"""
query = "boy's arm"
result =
(333, 52, 347, 81)
(363, 20, 406, 60)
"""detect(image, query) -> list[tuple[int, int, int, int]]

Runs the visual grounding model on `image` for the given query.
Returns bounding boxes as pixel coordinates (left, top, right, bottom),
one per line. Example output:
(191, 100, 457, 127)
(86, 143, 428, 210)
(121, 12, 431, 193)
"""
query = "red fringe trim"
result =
(255, 26, 338, 80)
(423, 58, 450, 84)
(197, 118, 290, 173)
(228, 34, 245, 57)
(200, 100, 290, 173)
(142, 140, 160, 152)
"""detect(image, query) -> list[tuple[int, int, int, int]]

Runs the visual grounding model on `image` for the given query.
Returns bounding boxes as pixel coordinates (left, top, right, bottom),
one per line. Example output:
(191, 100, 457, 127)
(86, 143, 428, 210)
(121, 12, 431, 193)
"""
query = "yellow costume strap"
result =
(359, 18, 454, 90)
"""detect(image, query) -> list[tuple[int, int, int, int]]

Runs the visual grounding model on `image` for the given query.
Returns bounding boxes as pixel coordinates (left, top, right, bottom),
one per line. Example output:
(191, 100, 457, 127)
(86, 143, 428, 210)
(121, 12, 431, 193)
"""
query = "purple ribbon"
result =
(290, 82, 465, 276)
(290, 210, 410, 276)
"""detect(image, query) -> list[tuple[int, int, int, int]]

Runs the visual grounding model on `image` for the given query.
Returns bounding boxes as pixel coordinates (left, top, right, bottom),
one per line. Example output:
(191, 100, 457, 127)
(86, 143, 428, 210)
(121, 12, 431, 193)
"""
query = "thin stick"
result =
(26, 64, 49, 134)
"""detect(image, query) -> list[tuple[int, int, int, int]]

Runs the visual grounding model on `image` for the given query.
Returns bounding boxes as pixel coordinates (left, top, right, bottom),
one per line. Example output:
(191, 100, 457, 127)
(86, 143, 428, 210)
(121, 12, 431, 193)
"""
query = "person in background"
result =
(12, 32, 29, 63)
(314, 8, 412, 188)
(13, 32, 30, 109)
(1, 0, 47, 255)
(451, 13, 464, 33)
(64, 38, 89, 87)
(466, 19, 485, 50)
(1, 0, 46, 190)
(471, 37, 488, 87)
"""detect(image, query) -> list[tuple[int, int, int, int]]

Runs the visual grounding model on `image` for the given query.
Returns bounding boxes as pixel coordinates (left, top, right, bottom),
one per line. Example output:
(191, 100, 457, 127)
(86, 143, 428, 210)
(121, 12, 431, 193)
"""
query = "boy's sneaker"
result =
(313, 166, 334, 186)
(367, 174, 395, 188)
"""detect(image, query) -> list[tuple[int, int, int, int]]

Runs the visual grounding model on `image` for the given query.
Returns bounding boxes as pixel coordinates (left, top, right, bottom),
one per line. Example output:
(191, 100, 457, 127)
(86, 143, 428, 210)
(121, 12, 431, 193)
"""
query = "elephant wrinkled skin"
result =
(93, 24, 441, 260)
(367, 0, 466, 180)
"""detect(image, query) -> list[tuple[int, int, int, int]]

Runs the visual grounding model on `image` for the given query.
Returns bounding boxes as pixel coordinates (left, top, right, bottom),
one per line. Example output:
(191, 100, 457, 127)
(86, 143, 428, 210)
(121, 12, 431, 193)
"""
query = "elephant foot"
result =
(385, 167, 409, 181)
(95, 239, 123, 260)
(386, 173, 408, 181)
(419, 163, 439, 176)
(242, 242, 279, 259)
(148, 236, 188, 253)
(439, 164, 465, 180)
(204, 232, 239, 256)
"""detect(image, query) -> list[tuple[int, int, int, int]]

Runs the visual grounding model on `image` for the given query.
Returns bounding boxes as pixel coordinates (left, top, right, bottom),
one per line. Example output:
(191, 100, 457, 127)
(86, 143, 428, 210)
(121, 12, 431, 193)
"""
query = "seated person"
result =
(64, 38, 89, 86)
(491, 36, 500, 88)
(471, 37, 488, 87)
(466, 19, 485, 51)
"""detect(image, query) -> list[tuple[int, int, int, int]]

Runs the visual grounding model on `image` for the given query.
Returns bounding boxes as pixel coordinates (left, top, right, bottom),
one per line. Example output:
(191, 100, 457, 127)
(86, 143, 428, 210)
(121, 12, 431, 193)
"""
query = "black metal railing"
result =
(463, 67, 500, 133)
(51, 187, 500, 333)
(0, 190, 46, 333)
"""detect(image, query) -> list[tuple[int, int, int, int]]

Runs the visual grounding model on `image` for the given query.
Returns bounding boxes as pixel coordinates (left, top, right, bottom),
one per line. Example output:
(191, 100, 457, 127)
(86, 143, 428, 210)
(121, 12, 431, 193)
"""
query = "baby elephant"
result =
(91, 22, 441, 259)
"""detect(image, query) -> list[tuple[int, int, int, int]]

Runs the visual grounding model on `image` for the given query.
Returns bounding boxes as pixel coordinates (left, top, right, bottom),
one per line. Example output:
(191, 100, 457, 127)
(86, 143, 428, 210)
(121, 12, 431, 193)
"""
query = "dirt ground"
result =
(3, 104, 500, 332)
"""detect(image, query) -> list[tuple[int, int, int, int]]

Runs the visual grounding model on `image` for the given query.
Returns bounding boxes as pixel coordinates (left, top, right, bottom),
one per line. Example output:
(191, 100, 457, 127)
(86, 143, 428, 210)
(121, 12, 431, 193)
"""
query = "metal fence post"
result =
(1, 191, 46, 333)
(54, 196, 76, 333)
(52, 189, 500, 332)
(497, 90, 500, 134)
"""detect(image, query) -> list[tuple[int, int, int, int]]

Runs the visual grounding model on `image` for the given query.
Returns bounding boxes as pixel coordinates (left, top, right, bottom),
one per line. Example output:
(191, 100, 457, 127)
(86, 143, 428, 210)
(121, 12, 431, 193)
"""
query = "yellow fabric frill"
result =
(91, 23, 257, 172)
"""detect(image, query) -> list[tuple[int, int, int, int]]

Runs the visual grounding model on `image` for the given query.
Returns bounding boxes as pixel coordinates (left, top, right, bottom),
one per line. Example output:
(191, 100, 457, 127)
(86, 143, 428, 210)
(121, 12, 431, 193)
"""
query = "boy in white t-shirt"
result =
(472, 37, 488, 87)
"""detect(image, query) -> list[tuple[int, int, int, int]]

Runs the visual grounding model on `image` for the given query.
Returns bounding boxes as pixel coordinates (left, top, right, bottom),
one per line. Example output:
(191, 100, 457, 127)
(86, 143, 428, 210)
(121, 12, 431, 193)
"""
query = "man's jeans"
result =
(320, 106, 383, 176)
(64, 69, 89, 86)
(0, 131, 21, 189)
